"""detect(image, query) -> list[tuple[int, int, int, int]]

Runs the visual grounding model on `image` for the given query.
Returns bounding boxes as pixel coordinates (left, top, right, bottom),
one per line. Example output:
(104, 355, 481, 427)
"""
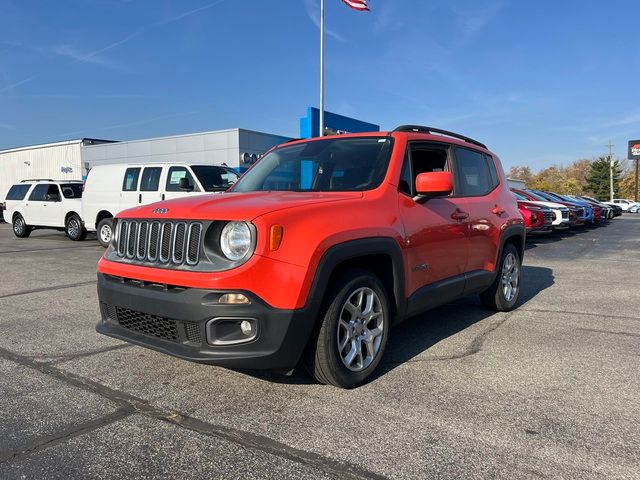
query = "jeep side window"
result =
(28, 184, 50, 201)
(484, 154, 500, 189)
(400, 144, 450, 196)
(123, 168, 141, 191)
(454, 147, 493, 196)
(140, 167, 162, 192)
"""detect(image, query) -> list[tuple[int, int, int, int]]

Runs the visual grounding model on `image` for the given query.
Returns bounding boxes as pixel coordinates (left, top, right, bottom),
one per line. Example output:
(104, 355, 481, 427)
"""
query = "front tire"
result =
(304, 269, 390, 388)
(480, 243, 521, 312)
(12, 214, 31, 238)
(66, 214, 87, 241)
(96, 218, 113, 248)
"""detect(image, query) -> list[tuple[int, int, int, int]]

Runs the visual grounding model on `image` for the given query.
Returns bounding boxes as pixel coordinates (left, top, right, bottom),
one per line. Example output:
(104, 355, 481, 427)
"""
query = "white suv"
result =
(3, 179, 86, 241)
(607, 199, 638, 212)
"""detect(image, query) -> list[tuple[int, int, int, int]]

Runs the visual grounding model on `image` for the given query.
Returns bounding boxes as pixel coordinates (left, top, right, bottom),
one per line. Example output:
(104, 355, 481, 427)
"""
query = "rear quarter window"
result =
(5, 184, 31, 201)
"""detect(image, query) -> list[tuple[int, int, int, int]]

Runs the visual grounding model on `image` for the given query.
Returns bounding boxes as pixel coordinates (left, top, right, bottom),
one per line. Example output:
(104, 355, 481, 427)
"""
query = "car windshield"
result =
(523, 190, 547, 201)
(60, 183, 82, 198)
(512, 191, 528, 201)
(190, 166, 239, 192)
(231, 137, 393, 192)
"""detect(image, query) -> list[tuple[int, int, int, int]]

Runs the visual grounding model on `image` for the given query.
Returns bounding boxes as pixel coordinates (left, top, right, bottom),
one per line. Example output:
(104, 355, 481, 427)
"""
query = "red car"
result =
(96, 126, 525, 387)
(513, 195, 553, 234)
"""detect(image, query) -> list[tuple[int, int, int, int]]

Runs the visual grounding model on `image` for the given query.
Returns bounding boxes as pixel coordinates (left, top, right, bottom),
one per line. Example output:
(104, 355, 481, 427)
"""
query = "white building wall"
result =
(0, 141, 83, 201)
(82, 129, 242, 170)
(82, 129, 291, 172)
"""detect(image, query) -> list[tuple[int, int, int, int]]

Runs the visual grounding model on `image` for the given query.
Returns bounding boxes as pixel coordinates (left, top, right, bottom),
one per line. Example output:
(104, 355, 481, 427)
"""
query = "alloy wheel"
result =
(336, 287, 384, 372)
(501, 252, 520, 302)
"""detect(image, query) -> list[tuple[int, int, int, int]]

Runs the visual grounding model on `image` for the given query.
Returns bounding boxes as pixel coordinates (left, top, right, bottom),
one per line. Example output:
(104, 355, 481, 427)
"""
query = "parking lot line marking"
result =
(518, 308, 640, 322)
(0, 346, 390, 480)
(0, 408, 134, 464)
(0, 280, 97, 300)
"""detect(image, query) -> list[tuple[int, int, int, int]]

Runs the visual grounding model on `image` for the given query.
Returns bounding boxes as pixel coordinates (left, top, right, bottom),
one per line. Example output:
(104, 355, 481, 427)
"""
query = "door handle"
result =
(492, 205, 505, 215)
(161, 194, 165, 201)
(138, 194, 142, 204)
(451, 209, 469, 221)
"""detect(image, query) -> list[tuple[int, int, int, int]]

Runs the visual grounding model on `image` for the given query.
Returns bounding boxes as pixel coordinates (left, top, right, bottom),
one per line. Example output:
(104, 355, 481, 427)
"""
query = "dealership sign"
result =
(629, 140, 640, 160)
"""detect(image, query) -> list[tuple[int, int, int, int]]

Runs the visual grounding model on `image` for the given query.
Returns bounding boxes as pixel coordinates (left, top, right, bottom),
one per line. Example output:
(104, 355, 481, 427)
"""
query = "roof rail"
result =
(20, 178, 54, 183)
(392, 125, 488, 150)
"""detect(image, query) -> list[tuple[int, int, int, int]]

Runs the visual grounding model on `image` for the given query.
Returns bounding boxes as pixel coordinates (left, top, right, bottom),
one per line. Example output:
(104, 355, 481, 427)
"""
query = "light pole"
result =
(606, 141, 614, 201)
(319, 0, 325, 137)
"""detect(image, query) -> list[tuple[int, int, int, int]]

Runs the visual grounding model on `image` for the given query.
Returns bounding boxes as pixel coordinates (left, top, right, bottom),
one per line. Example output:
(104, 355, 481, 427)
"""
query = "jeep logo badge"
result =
(153, 208, 169, 214)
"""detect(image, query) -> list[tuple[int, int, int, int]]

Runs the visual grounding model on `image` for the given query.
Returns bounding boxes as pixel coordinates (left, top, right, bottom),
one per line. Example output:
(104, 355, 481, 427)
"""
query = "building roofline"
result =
(82, 128, 291, 148)
(0, 138, 116, 155)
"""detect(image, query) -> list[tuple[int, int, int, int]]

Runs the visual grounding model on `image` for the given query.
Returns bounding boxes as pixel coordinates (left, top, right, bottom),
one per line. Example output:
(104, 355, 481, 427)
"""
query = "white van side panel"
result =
(82, 164, 128, 231)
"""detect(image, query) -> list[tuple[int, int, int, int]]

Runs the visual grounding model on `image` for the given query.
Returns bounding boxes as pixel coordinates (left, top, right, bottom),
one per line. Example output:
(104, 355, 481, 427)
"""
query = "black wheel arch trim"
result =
(303, 237, 407, 323)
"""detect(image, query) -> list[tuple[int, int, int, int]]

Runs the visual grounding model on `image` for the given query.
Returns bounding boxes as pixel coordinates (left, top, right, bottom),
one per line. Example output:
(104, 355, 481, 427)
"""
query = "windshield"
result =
(523, 190, 547, 202)
(512, 191, 527, 201)
(60, 183, 82, 198)
(191, 166, 239, 192)
(231, 137, 393, 193)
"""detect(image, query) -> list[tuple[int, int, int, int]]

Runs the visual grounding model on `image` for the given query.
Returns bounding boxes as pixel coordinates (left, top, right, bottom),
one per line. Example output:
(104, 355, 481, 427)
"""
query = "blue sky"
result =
(1, 0, 639, 171)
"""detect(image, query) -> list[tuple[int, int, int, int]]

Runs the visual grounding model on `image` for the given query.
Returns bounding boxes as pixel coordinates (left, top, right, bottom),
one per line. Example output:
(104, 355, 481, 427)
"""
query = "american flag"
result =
(341, 0, 369, 12)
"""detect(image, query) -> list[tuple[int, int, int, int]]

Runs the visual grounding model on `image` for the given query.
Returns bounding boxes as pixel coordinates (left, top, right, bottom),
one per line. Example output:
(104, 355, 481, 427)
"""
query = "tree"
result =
(619, 169, 637, 200)
(507, 166, 534, 185)
(585, 156, 623, 201)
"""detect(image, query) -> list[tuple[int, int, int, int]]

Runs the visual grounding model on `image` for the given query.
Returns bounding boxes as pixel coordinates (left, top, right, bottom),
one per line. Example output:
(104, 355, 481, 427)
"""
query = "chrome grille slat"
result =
(172, 222, 187, 264)
(114, 219, 203, 267)
(136, 221, 148, 260)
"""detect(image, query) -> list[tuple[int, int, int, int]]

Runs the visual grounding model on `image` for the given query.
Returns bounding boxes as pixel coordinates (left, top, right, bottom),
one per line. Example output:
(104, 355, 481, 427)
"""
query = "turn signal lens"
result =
(218, 293, 250, 305)
(269, 225, 284, 251)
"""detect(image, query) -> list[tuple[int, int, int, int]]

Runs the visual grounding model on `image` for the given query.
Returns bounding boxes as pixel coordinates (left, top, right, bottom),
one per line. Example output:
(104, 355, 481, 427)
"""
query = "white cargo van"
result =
(82, 163, 239, 247)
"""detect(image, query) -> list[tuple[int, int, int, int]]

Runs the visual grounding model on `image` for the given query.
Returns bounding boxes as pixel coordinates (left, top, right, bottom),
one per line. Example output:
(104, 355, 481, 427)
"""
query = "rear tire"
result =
(66, 214, 87, 241)
(480, 243, 521, 312)
(12, 214, 31, 238)
(96, 218, 113, 248)
(303, 269, 390, 388)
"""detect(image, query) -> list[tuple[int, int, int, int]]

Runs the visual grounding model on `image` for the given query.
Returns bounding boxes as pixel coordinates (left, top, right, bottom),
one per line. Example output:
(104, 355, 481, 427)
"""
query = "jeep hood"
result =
(117, 191, 364, 221)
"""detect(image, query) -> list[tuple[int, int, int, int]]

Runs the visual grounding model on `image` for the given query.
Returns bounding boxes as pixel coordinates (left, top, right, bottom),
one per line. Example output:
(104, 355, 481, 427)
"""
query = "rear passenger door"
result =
(120, 167, 141, 212)
(139, 167, 163, 205)
(25, 184, 51, 225)
(452, 147, 501, 273)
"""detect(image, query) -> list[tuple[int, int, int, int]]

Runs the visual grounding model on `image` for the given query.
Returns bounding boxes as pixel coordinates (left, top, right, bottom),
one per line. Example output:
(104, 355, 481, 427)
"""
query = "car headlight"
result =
(220, 221, 254, 261)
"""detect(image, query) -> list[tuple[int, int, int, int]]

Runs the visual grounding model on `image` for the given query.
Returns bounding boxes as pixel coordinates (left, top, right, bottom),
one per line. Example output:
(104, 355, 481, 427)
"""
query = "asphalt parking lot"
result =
(0, 217, 639, 479)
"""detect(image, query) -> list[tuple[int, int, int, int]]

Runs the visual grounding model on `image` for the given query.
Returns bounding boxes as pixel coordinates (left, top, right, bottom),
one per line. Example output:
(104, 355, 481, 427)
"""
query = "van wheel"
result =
(66, 214, 87, 241)
(480, 243, 521, 311)
(96, 218, 113, 248)
(304, 269, 390, 388)
(12, 214, 31, 238)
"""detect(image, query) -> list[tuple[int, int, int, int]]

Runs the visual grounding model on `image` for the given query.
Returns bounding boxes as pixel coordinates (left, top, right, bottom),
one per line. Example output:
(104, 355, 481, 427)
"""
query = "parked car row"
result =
(511, 188, 626, 236)
(0, 162, 239, 245)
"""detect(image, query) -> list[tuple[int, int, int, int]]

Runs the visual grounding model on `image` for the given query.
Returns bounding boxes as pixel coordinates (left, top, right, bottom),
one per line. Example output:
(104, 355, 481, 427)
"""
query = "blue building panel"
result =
(299, 107, 379, 138)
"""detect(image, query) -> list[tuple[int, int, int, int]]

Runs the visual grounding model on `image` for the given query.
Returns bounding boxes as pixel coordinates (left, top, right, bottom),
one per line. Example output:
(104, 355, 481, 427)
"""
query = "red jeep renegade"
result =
(96, 126, 525, 388)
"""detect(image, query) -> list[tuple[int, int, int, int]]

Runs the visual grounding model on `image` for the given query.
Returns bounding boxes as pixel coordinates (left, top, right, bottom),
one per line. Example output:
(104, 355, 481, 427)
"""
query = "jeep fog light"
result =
(240, 320, 253, 336)
(219, 293, 250, 305)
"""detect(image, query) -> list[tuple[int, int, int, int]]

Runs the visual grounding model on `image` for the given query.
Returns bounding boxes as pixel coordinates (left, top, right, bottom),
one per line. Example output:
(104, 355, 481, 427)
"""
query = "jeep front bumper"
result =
(96, 273, 315, 370)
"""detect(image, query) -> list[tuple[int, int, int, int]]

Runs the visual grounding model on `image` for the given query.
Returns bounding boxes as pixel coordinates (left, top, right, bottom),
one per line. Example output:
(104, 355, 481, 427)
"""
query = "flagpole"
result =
(319, 0, 325, 137)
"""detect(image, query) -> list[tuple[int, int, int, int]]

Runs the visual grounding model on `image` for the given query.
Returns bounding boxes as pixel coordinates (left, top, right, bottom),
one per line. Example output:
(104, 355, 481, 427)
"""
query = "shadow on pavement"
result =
(246, 265, 555, 386)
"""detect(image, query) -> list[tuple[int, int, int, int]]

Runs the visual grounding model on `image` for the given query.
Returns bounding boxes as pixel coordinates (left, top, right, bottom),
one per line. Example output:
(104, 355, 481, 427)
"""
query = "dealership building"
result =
(0, 108, 379, 201)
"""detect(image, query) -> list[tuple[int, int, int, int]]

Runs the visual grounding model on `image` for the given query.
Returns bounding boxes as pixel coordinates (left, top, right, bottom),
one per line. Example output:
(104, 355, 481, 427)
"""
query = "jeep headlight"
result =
(220, 221, 254, 261)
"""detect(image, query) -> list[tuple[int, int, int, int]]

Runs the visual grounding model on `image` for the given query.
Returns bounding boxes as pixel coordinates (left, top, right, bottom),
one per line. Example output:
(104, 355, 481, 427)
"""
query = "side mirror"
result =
(414, 172, 453, 201)
(46, 193, 61, 202)
(179, 177, 194, 191)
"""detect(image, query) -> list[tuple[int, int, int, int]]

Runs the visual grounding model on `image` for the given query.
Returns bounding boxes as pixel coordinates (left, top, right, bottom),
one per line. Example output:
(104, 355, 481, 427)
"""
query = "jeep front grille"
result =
(115, 219, 202, 267)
